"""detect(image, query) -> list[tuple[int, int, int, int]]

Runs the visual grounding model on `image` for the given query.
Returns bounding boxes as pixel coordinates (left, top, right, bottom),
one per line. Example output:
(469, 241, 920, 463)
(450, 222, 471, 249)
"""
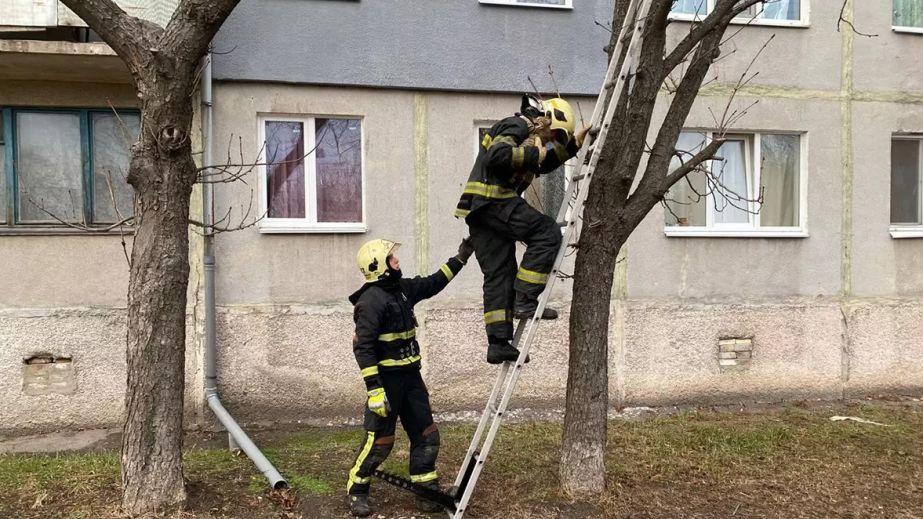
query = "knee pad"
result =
(411, 428, 440, 469)
(368, 440, 394, 465)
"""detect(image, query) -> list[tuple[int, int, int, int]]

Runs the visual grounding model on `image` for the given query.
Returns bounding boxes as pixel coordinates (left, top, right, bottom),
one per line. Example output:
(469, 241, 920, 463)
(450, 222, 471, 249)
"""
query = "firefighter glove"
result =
(367, 387, 390, 418)
(575, 125, 593, 148)
(457, 237, 475, 263)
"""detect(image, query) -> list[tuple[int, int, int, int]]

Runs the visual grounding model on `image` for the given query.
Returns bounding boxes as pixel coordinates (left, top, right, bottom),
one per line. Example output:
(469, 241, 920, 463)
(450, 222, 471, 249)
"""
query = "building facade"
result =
(1, 0, 921, 435)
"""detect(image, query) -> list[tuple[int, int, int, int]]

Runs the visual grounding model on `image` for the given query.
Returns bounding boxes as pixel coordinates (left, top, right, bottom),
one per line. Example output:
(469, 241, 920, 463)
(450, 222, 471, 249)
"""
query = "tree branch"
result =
(162, 0, 243, 64)
(662, 138, 724, 188)
(662, 0, 763, 75)
(58, 0, 161, 74)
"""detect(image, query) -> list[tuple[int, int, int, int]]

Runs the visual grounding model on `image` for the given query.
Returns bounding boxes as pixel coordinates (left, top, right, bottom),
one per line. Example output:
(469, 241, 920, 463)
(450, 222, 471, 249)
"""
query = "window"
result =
(258, 115, 364, 233)
(479, 0, 572, 9)
(475, 124, 570, 219)
(0, 108, 138, 229)
(664, 131, 806, 237)
(670, 0, 808, 26)
(893, 0, 923, 32)
(890, 136, 923, 237)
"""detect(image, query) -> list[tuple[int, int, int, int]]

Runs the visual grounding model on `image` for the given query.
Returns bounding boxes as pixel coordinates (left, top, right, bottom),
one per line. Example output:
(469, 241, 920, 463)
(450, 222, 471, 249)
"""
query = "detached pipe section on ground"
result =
(201, 53, 288, 491)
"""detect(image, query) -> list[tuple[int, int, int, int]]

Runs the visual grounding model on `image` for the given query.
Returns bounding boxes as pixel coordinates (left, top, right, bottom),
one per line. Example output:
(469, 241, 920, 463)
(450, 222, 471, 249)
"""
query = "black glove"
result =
(457, 237, 475, 263)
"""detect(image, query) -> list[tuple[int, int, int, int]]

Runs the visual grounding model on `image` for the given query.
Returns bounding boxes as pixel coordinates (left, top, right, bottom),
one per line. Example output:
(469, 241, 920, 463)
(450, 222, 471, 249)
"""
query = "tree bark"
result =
(120, 80, 198, 515)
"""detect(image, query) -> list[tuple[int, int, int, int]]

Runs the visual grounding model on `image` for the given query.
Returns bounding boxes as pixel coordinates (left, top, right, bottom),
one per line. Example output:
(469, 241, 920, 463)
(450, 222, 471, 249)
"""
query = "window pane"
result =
(760, 134, 800, 227)
(265, 121, 305, 219)
(315, 118, 362, 223)
(762, 0, 800, 21)
(672, 0, 706, 15)
(894, 0, 923, 28)
(92, 112, 139, 223)
(665, 131, 707, 226)
(16, 112, 83, 223)
(713, 139, 750, 225)
(891, 139, 920, 224)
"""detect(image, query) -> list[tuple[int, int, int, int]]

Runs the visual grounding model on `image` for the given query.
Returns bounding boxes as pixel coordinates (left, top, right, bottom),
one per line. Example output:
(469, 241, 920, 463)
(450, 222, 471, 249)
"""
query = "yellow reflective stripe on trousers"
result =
(483, 309, 511, 325)
(440, 263, 455, 282)
(346, 432, 375, 492)
(378, 355, 422, 367)
(360, 366, 379, 378)
(378, 329, 416, 342)
(454, 208, 471, 218)
(462, 181, 517, 200)
(410, 471, 439, 483)
(516, 267, 549, 285)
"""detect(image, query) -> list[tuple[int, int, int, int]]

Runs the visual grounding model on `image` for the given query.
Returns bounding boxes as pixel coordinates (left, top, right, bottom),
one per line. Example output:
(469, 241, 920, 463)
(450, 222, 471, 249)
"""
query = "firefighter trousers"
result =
(346, 368, 440, 495)
(466, 198, 562, 341)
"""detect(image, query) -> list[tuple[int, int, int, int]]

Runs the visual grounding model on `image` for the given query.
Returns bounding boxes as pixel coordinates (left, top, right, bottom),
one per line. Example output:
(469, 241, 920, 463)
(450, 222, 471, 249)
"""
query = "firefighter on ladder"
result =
(345, 237, 474, 517)
(455, 95, 590, 364)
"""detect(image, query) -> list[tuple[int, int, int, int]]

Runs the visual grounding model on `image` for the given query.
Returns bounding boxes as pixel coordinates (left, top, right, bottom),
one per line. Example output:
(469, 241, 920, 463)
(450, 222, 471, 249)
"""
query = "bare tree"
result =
(560, 0, 765, 498)
(54, 1, 242, 514)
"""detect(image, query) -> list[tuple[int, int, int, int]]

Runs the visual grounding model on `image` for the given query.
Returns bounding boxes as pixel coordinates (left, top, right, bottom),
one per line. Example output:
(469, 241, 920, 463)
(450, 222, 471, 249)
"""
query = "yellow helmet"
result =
(357, 238, 400, 282)
(540, 97, 576, 140)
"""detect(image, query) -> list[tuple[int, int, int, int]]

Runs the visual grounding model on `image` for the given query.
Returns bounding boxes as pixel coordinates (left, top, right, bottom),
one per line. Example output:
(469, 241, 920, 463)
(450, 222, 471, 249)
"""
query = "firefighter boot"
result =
(487, 339, 530, 365)
(416, 480, 444, 513)
(513, 291, 558, 320)
(347, 492, 372, 517)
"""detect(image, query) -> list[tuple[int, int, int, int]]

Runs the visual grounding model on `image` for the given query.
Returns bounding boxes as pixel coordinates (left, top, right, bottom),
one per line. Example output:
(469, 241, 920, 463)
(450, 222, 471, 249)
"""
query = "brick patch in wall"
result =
(22, 354, 76, 396)
(718, 339, 752, 372)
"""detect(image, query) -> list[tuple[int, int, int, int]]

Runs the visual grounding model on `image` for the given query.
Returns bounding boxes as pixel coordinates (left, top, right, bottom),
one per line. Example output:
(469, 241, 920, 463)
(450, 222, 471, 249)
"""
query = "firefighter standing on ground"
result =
(455, 95, 589, 364)
(345, 237, 474, 517)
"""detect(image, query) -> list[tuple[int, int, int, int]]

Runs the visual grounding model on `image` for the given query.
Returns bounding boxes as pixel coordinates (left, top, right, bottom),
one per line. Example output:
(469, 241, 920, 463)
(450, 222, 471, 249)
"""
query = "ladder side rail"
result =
(553, 0, 642, 227)
(451, 1, 654, 516)
(451, 362, 510, 489)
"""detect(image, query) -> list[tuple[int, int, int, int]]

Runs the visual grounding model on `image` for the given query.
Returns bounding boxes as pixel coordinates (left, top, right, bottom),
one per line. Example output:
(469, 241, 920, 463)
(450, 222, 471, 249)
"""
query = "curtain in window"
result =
(713, 139, 750, 225)
(760, 134, 799, 227)
(665, 131, 707, 226)
(891, 139, 921, 224)
(315, 118, 362, 223)
(673, 0, 705, 15)
(762, 0, 799, 20)
(92, 112, 140, 223)
(894, 0, 923, 28)
(265, 121, 306, 219)
(16, 112, 83, 223)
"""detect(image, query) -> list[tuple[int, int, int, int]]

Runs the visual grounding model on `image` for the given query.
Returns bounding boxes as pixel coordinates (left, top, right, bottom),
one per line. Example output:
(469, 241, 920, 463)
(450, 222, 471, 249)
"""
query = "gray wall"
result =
(212, 0, 612, 95)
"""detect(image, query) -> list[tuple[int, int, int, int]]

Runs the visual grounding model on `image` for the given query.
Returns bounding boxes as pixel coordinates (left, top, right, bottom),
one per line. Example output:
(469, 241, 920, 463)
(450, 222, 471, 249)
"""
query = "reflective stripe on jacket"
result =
(349, 257, 465, 389)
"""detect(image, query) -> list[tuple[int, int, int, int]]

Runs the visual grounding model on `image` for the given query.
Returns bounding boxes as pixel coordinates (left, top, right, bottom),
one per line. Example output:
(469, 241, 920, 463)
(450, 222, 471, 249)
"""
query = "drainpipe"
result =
(201, 53, 288, 490)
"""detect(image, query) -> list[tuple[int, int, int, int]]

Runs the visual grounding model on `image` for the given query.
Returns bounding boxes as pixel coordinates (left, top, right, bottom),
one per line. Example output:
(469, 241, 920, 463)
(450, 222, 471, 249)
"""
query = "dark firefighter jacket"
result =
(349, 257, 465, 390)
(455, 115, 579, 218)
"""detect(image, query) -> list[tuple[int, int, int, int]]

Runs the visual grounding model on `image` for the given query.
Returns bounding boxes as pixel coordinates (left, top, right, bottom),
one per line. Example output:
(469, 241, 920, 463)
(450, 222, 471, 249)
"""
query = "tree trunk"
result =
(120, 83, 197, 515)
(560, 181, 625, 497)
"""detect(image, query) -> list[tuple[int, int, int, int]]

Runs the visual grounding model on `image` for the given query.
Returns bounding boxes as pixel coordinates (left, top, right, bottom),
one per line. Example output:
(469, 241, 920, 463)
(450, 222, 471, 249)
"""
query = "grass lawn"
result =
(1, 402, 921, 518)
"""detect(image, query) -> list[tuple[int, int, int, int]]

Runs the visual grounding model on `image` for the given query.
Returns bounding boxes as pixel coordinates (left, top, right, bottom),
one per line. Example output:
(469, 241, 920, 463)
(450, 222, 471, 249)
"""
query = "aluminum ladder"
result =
(447, 0, 653, 516)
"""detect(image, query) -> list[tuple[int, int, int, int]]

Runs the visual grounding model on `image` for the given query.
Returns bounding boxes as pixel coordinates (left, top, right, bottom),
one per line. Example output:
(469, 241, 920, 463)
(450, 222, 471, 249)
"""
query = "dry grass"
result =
(1, 401, 921, 518)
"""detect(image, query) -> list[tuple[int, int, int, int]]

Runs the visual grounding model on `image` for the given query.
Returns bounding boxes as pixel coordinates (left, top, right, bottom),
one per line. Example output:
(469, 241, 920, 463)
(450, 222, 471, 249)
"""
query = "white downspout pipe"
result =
(201, 53, 288, 490)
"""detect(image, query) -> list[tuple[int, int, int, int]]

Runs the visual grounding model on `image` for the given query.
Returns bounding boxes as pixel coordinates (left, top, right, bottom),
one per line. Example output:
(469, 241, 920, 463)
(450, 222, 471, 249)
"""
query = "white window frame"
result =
(668, 0, 810, 28)
(889, 135, 923, 238)
(479, 0, 573, 10)
(892, 0, 923, 33)
(664, 130, 809, 238)
(257, 114, 366, 234)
